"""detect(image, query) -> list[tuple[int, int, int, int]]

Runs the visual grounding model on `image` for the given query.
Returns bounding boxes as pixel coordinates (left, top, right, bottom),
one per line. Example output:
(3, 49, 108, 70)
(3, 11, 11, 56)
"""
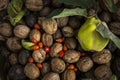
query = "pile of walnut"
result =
(0, 0, 120, 80)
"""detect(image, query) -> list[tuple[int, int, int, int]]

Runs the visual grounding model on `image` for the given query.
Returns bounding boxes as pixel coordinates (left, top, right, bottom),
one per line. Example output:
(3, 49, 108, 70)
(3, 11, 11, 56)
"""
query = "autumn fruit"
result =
(77, 16, 109, 51)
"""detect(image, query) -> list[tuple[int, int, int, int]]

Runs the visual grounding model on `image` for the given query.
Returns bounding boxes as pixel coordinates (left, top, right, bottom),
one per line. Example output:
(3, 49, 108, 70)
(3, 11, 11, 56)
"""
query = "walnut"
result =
(99, 12, 111, 23)
(0, 0, 9, 11)
(41, 19, 57, 34)
(24, 63, 40, 79)
(51, 58, 66, 73)
(6, 37, 22, 52)
(8, 65, 26, 80)
(76, 57, 93, 72)
(64, 38, 77, 49)
(109, 22, 120, 35)
(92, 49, 112, 64)
(9, 53, 18, 65)
(62, 26, 74, 37)
(51, 0, 61, 7)
(14, 25, 30, 38)
(32, 49, 46, 63)
(42, 33, 53, 47)
(68, 17, 80, 29)
(62, 70, 76, 80)
(0, 23, 12, 37)
(42, 72, 60, 80)
(94, 65, 112, 80)
(26, 0, 43, 11)
(18, 50, 30, 65)
(40, 7, 51, 16)
(50, 43, 63, 57)
(41, 63, 50, 76)
(29, 29, 41, 42)
(63, 50, 80, 63)
(56, 17, 68, 28)
(53, 29, 62, 39)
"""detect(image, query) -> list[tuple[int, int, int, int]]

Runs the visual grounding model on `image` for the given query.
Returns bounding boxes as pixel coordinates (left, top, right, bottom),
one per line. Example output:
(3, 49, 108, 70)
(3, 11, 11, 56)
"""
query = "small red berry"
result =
(28, 57, 34, 63)
(36, 63, 42, 68)
(56, 38, 64, 43)
(59, 51, 65, 57)
(32, 45, 39, 50)
(45, 46, 50, 52)
(31, 39, 37, 43)
(34, 23, 40, 29)
(38, 42, 43, 48)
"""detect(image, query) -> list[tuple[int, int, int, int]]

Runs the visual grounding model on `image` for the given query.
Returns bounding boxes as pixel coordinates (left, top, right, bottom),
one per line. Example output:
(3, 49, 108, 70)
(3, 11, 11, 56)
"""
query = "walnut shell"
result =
(94, 65, 112, 80)
(0, 23, 12, 37)
(32, 49, 46, 63)
(41, 63, 50, 76)
(50, 43, 63, 57)
(14, 25, 30, 38)
(56, 17, 68, 28)
(42, 33, 53, 47)
(18, 50, 30, 65)
(51, 58, 66, 73)
(76, 57, 93, 72)
(62, 70, 76, 80)
(99, 12, 111, 23)
(26, 0, 43, 11)
(6, 37, 22, 52)
(64, 38, 77, 49)
(42, 19, 57, 34)
(9, 53, 18, 65)
(62, 26, 74, 37)
(92, 49, 112, 64)
(8, 65, 26, 80)
(42, 72, 60, 80)
(51, 0, 61, 7)
(53, 29, 62, 39)
(68, 17, 80, 29)
(0, 0, 9, 11)
(24, 63, 40, 79)
(29, 29, 41, 42)
(40, 7, 51, 16)
(109, 22, 120, 35)
(63, 50, 80, 63)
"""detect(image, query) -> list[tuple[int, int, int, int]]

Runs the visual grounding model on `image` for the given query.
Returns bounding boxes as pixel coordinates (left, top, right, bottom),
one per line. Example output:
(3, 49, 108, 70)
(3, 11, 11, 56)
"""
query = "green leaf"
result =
(11, 0, 23, 12)
(106, 0, 117, 13)
(59, 0, 94, 8)
(7, 3, 18, 17)
(21, 40, 34, 50)
(47, 8, 87, 19)
(46, 9, 63, 19)
(10, 10, 25, 26)
(96, 22, 120, 49)
(110, 74, 117, 80)
(7, 0, 24, 25)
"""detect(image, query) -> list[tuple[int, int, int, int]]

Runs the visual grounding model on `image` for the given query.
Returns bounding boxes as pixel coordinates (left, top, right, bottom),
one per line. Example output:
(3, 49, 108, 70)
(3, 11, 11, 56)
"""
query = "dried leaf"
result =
(96, 22, 120, 49)
(47, 8, 87, 19)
